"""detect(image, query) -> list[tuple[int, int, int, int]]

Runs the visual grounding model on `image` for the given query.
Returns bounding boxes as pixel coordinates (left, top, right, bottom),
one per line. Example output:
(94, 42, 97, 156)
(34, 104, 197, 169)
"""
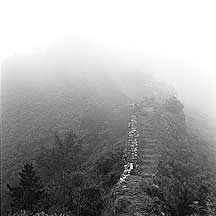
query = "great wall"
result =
(112, 97, 159, 216)
(111, 96, 189, 216)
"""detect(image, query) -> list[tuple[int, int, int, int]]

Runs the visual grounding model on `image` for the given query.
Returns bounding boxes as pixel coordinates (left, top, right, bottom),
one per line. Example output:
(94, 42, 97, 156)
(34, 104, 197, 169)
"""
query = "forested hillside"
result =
(1, 52, 216, 215)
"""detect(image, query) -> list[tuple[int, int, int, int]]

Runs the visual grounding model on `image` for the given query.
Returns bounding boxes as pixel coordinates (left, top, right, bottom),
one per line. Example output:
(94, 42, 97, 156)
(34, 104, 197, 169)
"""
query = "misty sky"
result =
(1, 0, 216, 119)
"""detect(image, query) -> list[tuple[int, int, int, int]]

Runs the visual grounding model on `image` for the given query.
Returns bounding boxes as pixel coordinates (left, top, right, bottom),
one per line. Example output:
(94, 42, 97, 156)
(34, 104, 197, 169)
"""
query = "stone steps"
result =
(139, 114, 154, 118)
(114, 102, 159, 208)
(140, 138, 157, 142)
(140, 136, 154, 140)
(139, 172, 156, 177)
(141, 122, 153, 125)
(140, 128, 153, 133)
(140, 133, 154, 137)
(140, 131, 153, 134)
(139, 116, 154, 120)
(141, 127, 154, 131)
(140, 142, 157, 148)
(113, 102, 161, 215)
(140, 130, 154, 134)
(142, 144, 158, 150)
(138, 104, 159, 180)
(139, 121, 154, 126)
(142, 154, 159, 160)
(139, 122, 153, 127)
(139, 165, 157, 173)
(140, 149, 158, 156)
(140, 107, 155, 111)
(139, 123, 152, 127)
(140, 156, 158, 162)
(140, 160, 157, 166)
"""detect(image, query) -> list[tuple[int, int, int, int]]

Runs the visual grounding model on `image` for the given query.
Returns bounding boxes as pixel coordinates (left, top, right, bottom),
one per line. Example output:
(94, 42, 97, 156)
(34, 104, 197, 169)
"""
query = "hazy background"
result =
(1, 2, 216, 214)
(1, 0, 216, 120)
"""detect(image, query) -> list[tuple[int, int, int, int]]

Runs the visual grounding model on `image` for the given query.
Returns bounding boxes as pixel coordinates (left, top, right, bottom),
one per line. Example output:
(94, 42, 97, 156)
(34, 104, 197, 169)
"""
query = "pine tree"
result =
(7, 163, 46, 213)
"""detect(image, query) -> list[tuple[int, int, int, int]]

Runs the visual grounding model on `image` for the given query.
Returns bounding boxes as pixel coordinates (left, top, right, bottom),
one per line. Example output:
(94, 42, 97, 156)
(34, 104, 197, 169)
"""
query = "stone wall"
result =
(112, 98, 160, 216)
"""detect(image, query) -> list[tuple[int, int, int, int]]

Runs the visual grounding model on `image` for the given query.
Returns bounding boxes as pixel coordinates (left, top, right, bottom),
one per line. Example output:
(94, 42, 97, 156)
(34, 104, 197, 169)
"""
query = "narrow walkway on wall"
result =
(112, 99, 160, 215)
(138, 101, 159, 180)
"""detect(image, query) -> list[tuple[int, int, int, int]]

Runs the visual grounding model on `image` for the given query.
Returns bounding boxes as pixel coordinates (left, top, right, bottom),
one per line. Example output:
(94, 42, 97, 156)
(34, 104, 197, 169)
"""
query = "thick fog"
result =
(1, 0, 216, 120)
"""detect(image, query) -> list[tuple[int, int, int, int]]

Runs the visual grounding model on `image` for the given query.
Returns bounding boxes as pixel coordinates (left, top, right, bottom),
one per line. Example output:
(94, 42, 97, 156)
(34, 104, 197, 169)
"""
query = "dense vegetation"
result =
(142, 98, 216, 216)
(5, 131, 125, 216)
(2, 56, 216, 215)
(2, 61, 129, 215)
(4, 99, 216, 216)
